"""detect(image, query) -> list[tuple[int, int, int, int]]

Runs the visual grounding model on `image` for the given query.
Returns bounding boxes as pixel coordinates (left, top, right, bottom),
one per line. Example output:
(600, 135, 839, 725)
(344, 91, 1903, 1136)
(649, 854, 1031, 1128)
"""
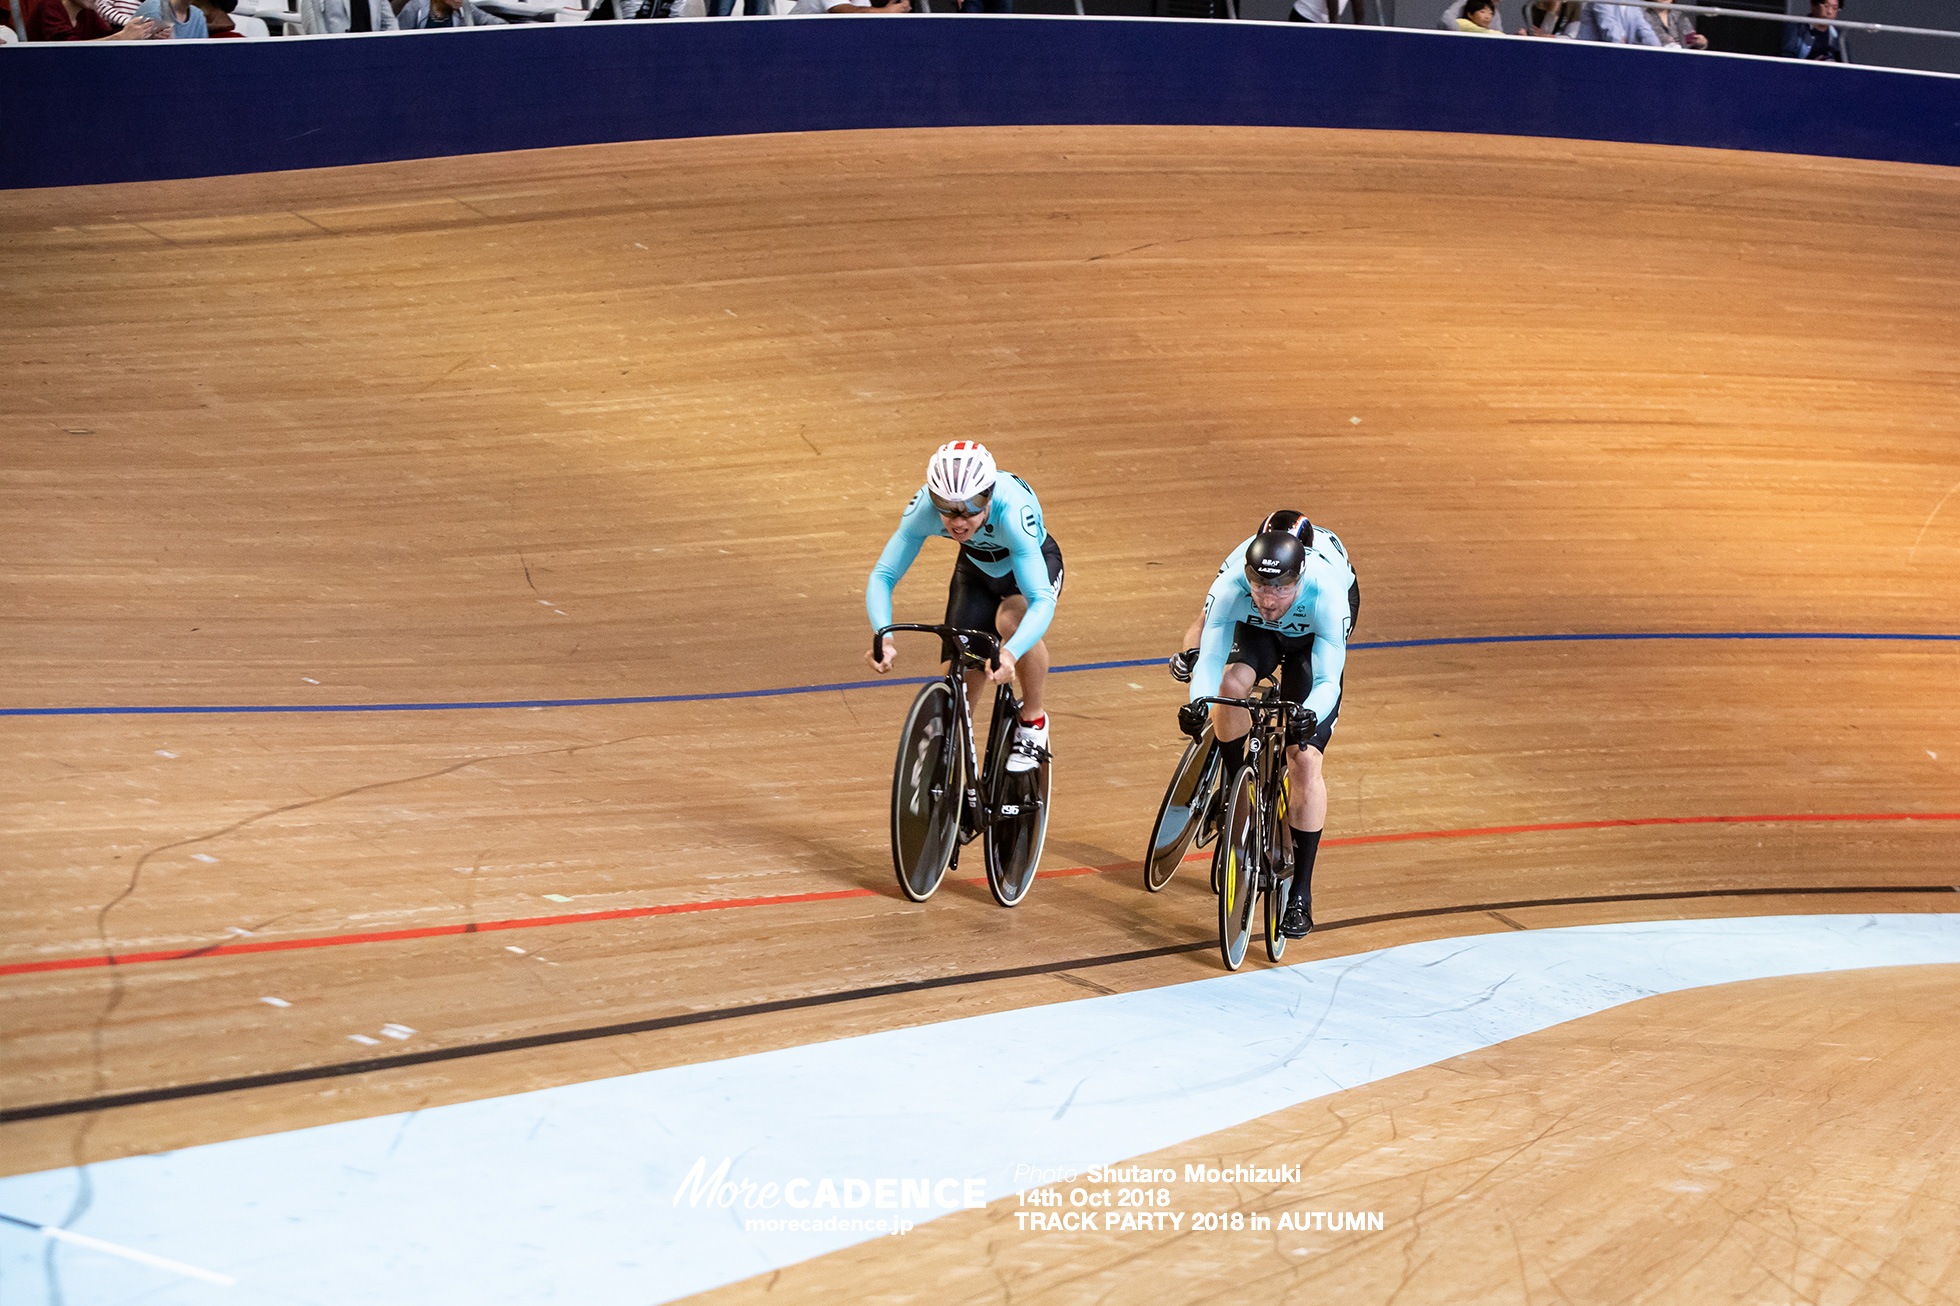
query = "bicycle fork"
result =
(1250, 734, 1291, 898)
(954, 685, 984, 859)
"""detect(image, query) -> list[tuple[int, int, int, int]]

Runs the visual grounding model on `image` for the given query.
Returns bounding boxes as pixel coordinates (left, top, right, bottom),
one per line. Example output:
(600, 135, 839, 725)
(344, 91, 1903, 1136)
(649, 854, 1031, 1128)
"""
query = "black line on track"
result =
(5, 883, 1953, 1124)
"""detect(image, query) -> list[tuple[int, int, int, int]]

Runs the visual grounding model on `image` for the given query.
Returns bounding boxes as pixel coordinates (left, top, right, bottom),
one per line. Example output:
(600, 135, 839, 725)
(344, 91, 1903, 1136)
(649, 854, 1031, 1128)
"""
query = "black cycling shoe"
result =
(1280, 899, 1313, 939)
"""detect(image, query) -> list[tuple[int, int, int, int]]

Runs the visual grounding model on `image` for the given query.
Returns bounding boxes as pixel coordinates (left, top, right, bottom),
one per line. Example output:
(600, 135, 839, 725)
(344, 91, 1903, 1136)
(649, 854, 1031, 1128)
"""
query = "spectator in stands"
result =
(1518, 0, 1579, 35)
(22, 0, 158, 35)
(1782, 0, 1846, 60)
(1289, 0, 1355, 20)
(1453, 0, 1503, 32)
(587, 0, 713, 18)
(1579, 0, 1660, 45)
(397, 0, 503, 22)
(1438, 0, 1492, 31)
(301, 0, 398, 29)
(1643, 0, 1705, 46)
(191, 0, 258, 32)
(96, 0, 192, 29)
(80, 0, 138, 25)
(787, 0, 908, 12)
(135, 0, 207, 34)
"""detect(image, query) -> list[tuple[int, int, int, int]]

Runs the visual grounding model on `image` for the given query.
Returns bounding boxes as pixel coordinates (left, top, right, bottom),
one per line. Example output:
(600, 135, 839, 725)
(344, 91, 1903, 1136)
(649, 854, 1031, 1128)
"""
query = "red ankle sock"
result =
(1021, 714, 1046, 728)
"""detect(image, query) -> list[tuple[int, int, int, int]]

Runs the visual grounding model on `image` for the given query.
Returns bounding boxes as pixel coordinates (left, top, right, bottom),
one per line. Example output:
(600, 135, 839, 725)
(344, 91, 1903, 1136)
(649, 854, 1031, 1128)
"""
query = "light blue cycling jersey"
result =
(865, 473, 1057, 660)
(1189, 527, 1356, 723)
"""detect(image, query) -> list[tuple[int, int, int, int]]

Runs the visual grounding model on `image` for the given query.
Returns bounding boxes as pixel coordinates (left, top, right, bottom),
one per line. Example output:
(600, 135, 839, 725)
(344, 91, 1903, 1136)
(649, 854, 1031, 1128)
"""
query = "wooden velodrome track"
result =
(3, 124, 1959, 1303)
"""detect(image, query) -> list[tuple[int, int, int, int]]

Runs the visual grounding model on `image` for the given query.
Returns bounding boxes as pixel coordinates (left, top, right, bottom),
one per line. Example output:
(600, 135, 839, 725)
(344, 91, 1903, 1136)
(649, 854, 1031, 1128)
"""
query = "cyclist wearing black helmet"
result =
(1174, 510, 1358, 938)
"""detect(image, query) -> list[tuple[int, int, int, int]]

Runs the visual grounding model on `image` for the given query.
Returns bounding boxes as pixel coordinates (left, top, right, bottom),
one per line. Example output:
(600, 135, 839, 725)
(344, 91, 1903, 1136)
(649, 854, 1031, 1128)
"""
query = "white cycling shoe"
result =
(1007, 715, 1049, 773)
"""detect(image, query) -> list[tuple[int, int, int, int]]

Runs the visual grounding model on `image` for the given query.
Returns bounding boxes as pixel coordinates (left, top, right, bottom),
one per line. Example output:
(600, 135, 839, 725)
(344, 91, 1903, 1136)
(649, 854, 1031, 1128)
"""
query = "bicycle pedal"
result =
(1005, 745, 1050, 775)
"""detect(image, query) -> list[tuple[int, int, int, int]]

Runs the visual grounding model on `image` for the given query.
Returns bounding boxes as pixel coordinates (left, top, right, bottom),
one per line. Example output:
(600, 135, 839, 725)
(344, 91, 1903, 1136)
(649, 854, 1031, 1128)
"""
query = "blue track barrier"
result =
(3, 17, 1958, 189)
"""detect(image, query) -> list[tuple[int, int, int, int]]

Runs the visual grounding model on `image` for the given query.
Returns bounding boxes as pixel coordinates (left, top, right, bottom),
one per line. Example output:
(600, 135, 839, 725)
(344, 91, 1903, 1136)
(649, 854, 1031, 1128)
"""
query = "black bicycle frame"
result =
(1191, 691, 1309, 790)
(876, 623, 1007, 843)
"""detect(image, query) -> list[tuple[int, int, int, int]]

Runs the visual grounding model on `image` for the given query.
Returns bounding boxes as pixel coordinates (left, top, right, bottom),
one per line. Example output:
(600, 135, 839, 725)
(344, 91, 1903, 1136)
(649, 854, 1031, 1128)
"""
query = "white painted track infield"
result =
(3, 914, 1957, 1305)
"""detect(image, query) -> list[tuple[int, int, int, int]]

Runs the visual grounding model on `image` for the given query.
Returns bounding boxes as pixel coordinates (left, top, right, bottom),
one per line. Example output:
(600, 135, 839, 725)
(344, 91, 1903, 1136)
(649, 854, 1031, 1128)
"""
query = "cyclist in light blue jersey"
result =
(866, 441, 1062, 772)
(1173, 510, 1359, 938)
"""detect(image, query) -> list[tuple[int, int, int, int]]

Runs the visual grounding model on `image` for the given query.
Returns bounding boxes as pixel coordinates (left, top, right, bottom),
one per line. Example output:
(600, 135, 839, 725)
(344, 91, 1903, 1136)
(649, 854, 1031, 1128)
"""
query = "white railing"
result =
(1529, 0, 1960, 42)
(28, 0, 1959, 46)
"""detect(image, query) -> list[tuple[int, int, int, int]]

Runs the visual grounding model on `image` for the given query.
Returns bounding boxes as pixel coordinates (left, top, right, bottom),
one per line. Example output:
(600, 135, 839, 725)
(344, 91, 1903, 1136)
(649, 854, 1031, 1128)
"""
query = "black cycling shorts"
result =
(945, 534, 1064, 639)
(1225, 578, 1358, 757)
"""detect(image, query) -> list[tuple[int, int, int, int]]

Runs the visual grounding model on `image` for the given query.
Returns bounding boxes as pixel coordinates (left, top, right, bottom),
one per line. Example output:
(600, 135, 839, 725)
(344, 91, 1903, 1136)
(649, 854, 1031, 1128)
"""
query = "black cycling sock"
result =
(1290, 828, 1322, 905)
(1218, 735, 1247, 777)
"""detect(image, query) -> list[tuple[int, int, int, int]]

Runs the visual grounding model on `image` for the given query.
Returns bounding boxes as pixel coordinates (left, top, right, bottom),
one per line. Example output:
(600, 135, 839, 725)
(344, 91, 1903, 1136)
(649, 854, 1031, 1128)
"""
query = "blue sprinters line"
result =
(4, 632, 1955, 718)
(0, 676, 939, 717)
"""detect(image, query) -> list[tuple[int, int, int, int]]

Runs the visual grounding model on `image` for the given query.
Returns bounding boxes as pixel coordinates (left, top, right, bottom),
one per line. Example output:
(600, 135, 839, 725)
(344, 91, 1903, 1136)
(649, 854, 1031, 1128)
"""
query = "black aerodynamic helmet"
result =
(1244, 531, 1307, 589)
(1257, 509, 1313, 550)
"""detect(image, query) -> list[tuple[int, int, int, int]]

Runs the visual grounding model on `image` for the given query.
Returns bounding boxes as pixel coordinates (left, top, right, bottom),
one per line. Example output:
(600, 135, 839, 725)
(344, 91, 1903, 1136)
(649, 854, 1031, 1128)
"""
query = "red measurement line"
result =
(0, 890, 882, 977)
(4, 812, 1953, 978)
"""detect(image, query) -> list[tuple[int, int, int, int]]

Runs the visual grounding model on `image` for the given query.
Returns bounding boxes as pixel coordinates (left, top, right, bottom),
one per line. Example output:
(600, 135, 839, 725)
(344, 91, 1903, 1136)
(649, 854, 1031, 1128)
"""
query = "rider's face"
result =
(939, 502, 988, 542)
(1250, 581, 1299, 622)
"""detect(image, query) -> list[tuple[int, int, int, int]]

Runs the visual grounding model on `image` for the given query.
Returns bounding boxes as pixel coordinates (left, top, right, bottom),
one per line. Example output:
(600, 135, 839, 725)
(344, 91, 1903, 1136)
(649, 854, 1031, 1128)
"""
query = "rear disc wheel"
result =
(1145, 728, 1216, 892)
(984, 757, 1049, 907)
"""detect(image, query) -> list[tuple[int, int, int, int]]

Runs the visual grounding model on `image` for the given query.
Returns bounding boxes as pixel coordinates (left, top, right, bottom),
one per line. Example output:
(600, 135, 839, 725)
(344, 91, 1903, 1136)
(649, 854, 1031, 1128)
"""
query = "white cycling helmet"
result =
(924, 441, 998, 515)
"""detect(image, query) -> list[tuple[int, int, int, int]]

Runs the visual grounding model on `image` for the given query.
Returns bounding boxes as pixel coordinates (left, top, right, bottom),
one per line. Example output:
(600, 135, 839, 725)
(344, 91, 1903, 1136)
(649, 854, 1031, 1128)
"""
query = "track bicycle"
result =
(1187, 685, 1307, 970)
(876, 623, 1052, 908)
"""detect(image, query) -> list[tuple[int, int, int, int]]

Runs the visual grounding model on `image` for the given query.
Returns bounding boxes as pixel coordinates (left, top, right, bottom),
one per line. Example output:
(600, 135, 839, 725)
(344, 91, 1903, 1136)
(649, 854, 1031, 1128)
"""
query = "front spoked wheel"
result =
(1216, 767, 1258, 971)
(1145, 727, 1217, 892)
(1264, 773, 1294, 962)
(985, 756, 1049, 907)
(891, 681, 963, 902)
